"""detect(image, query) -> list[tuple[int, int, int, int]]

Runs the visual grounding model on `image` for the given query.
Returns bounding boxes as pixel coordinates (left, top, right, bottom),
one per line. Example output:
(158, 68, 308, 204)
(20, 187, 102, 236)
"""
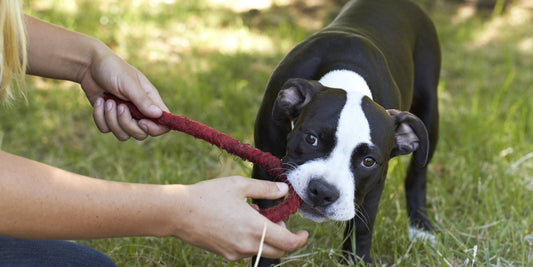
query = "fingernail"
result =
(118, 105, 125, 115)
(105, 101, 113, 111)
(276, 182, 288, 192)
(139, 123, 148, 133)
(95, 98, 103, 106)
(149, 105, 161, 114)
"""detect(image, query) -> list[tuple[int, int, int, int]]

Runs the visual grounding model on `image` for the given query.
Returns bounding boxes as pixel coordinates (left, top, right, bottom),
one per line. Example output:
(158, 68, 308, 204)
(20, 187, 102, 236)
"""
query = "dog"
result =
(252, 0, 440, 264)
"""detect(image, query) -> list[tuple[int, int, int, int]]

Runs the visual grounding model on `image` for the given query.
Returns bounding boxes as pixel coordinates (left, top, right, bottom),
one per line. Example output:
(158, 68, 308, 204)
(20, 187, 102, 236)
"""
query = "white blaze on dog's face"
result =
(279, 70, 393, 222)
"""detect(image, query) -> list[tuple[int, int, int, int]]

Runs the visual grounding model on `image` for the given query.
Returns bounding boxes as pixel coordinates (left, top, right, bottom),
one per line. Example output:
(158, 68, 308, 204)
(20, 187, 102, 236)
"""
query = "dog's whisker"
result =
(356, 206, 371, 231)
(281, 162, 298, 171)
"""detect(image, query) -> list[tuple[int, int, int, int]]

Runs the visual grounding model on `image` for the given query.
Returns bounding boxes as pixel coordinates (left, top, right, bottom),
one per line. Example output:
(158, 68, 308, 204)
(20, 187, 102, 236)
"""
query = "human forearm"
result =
(0, 150, 308, 259)
(24, 14, 109, 83)
(0, 150, 180, 240)
(23, 14, 169, 140)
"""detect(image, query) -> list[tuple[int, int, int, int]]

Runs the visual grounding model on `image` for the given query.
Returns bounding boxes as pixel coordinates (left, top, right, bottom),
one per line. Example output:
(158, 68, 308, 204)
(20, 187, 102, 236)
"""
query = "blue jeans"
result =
(0, 236, 117, 267)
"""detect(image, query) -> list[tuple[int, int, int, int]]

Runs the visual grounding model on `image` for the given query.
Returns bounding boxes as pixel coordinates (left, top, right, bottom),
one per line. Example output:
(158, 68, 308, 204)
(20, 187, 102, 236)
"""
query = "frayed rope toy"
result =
(104, 94, 302, 222)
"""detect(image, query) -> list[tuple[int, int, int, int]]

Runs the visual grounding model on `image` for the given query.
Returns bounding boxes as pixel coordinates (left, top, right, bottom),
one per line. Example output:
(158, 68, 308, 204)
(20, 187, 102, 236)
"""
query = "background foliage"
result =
(1, 0, 532, 265)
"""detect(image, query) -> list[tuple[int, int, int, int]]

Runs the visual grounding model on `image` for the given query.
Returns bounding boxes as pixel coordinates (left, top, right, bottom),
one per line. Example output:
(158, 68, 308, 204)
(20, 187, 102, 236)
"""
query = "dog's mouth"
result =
(298, 200, 329, 222)
(282, 162, 329, 221)
(282, 160, 356, 222)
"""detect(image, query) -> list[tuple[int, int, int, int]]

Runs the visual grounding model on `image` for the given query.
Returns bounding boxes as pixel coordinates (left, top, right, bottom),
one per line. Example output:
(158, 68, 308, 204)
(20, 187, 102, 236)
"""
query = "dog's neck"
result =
(318, 69, 373, 100)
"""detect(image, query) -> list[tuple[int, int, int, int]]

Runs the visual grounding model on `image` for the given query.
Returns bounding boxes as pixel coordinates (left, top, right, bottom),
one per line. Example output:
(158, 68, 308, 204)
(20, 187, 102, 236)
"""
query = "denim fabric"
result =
(0, 236, 117, 267)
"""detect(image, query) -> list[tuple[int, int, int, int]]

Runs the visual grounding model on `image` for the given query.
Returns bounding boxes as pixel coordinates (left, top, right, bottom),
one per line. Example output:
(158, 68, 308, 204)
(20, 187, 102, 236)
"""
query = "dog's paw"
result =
(408, 226, 436, 245)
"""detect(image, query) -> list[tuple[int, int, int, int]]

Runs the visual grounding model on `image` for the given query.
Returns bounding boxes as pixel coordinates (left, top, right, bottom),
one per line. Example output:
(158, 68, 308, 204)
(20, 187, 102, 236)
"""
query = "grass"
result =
(1, 0, 532, 265)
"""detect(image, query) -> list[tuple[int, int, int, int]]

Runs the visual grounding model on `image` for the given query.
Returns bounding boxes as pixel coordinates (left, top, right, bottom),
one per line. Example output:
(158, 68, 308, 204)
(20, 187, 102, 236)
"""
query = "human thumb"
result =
(126, 72, 167, 119)
(245, 180, 289, 200)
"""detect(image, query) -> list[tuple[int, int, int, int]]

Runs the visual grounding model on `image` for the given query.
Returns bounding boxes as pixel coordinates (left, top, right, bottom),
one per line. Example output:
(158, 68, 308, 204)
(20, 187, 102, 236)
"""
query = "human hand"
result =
(169, 176, 308, 261)
(80, 45, 169, 141)
(23, 15, 168, 141)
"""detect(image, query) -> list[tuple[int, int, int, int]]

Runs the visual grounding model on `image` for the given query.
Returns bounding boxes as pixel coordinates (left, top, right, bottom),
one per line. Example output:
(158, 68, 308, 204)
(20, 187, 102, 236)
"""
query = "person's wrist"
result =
(152, 184, 190, 238)
(74, 37, 110, 84)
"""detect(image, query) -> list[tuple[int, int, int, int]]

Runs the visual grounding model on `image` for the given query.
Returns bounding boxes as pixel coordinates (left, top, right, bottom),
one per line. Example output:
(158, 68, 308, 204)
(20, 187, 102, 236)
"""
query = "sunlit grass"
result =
(1, 0, 531, 265)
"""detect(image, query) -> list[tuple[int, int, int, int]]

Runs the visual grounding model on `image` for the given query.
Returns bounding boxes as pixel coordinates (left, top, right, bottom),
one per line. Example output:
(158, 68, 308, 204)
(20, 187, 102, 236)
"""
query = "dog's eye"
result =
(361, 157, 376, 168)
(304, 134, 318, 146)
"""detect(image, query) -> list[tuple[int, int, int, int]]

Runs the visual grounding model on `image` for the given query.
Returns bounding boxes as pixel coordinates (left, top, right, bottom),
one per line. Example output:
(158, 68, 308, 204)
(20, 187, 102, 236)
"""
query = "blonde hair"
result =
(0, 0, 27, 103)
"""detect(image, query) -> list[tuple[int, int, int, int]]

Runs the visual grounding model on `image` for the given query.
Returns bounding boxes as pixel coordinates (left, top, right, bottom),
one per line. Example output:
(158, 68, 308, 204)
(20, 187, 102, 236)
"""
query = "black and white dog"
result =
(252, 0, 440, 264)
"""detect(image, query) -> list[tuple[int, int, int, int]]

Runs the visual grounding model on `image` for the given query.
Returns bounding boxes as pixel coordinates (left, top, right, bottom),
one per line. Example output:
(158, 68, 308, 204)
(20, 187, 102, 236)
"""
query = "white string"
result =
(254, 222, 268, 267)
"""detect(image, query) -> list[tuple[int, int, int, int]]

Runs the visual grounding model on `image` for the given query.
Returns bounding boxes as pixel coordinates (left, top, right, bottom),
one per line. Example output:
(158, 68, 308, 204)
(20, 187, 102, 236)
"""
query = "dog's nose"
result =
(307, 179, 340, 207)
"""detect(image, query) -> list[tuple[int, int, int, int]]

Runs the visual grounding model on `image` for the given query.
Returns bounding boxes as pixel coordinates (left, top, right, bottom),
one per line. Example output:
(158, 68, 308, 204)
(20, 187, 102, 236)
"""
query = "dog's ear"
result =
(387, 109, 429, 167)
(273, 78, 324, 122)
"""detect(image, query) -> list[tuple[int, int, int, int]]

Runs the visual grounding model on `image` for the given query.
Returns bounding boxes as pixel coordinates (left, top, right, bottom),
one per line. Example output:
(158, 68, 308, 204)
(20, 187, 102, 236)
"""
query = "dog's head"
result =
(273, 77, 429, 222)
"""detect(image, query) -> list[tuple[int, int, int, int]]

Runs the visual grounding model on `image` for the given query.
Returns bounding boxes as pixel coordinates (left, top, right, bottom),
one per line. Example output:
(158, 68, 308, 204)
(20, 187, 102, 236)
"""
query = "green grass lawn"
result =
(1, 0, 532, 265)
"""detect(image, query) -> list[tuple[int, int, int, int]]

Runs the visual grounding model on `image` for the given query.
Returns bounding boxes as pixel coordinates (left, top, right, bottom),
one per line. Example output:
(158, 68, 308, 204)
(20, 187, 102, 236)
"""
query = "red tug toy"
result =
(104, 94, 301, 222)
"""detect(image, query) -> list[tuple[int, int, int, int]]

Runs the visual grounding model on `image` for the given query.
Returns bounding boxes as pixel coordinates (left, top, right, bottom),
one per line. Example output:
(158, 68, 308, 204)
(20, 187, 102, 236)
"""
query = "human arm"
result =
(23, 15, 168, 140)
(0, 150, 308, 260)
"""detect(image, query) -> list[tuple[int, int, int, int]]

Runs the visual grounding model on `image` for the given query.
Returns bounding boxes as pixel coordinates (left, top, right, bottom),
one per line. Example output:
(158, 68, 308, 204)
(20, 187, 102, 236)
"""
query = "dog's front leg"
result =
(342, 184, 385, 264)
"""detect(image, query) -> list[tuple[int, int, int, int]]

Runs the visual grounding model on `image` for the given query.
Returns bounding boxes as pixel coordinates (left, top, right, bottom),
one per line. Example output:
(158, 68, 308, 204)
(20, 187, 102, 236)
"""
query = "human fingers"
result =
(262, 223, 309, 254)
(121, 71, 167, 119)
(137, 73, 168, 112)
(240, 179, 289, 200)
(116, 104, 149, 141)
(116, 72, 169, 136)
(138, 119, 168, 137)
(235, 220, 308, 260)
(93, 97, 110, 133)
(211, 220, 304, 261)
(232, 179, 309, 253)
(252, 239, 285, 260)
(248, 223, 308, 260)
(103, 99, 130, 141)
(178, 178, 308, 261)
(93, 97, 155, 140)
